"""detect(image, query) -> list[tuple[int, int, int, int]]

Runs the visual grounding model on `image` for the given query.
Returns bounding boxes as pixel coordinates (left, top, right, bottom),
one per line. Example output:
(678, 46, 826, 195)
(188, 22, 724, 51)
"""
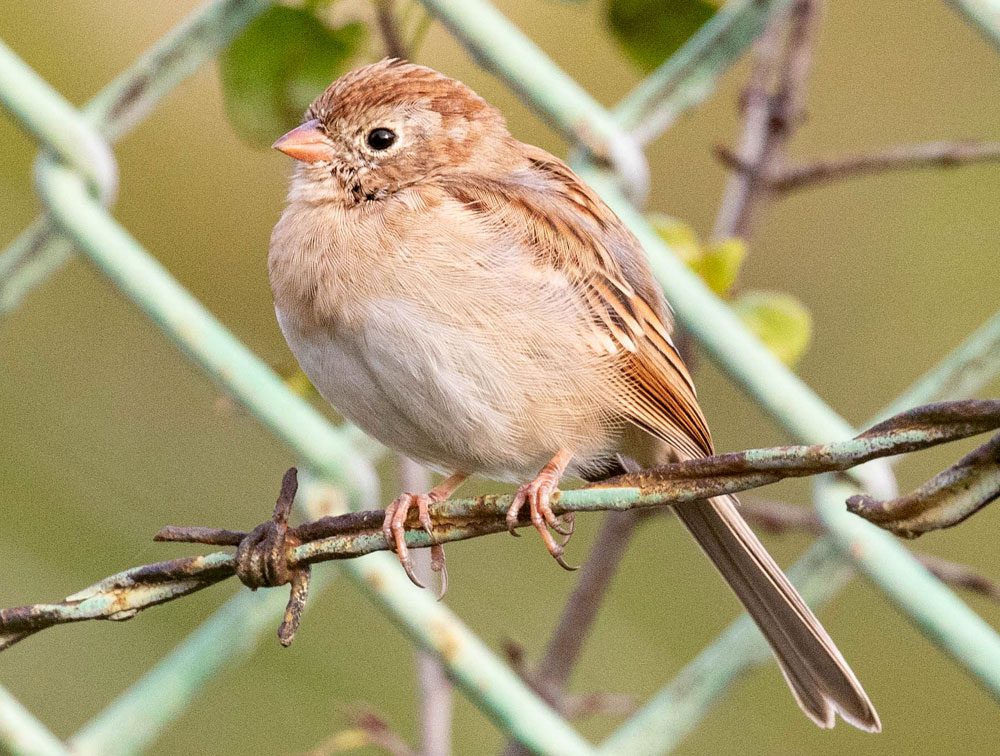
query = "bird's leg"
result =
(506, 449, 577, 570)
(383, 471, 467, 590)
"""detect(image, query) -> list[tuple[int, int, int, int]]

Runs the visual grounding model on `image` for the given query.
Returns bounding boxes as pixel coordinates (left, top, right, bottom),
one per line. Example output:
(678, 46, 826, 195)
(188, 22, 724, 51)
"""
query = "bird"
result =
(268, 58, 880, 732)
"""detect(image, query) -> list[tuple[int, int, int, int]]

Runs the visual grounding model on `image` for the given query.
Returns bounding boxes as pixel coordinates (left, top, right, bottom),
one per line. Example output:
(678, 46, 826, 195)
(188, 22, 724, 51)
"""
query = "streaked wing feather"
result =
(441, 142, 713, 456)
(438, 142, 880, 732)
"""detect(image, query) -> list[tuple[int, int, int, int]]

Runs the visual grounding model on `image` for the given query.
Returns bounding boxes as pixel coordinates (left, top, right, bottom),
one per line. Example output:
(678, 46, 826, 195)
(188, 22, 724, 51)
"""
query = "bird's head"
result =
(273, 59, 511, 205)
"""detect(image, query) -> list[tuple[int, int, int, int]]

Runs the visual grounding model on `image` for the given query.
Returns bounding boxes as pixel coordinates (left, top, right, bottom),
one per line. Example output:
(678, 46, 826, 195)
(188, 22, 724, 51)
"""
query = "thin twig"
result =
(738, 498, 1000, 601)
(769, 140, 1000, 191)
(711, 0, 823, 240)
(917, 554, 1000, 602)
(738, 497, 823, 534)
(374, 0, 410, 59)
(501, 642, 638, 720)
(709, 9, 786, 240)
(2, 400, 998, 651)
(717, 140, 1000, 193)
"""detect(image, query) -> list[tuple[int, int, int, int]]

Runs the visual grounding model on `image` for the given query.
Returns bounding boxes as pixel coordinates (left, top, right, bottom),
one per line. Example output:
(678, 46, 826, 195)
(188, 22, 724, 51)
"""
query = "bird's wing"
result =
(439, 144, 713, 456)
(438, 148, 881, 732)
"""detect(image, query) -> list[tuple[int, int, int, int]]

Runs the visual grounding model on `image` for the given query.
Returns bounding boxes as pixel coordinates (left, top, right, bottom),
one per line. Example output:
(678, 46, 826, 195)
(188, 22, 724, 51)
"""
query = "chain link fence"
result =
(2, 0, 999, 754)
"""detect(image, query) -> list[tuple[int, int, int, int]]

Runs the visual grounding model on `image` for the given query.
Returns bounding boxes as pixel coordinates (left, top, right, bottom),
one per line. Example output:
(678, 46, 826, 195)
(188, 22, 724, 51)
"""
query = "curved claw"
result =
(511, 467, 578, 569)
(383, 493, 430, 589)
(555, 513, 576, 545)
(506, 490, 525, 536)
(553, 551, 579, 571)
(398, 550, 426, 589)
(431, 543, 448, 600)
(383, 491, 454, 592)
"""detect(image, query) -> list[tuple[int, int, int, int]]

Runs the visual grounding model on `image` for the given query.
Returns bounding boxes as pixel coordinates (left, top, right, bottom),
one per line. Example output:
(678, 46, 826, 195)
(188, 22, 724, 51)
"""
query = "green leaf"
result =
(648, 213, 702, 265)
(605, 0, 717, 73)
(734, 291, 814, 367)
(219, 6, 366, 148)
(692, 237, 746, 296)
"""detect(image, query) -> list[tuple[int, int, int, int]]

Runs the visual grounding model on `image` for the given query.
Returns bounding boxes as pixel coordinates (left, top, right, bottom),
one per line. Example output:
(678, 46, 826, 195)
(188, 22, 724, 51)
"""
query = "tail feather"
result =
(674, 494, 881, 732)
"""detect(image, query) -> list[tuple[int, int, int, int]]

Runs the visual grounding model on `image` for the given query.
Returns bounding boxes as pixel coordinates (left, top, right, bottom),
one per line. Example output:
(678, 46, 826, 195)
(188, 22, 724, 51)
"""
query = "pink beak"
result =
(272, 119, 333, 163)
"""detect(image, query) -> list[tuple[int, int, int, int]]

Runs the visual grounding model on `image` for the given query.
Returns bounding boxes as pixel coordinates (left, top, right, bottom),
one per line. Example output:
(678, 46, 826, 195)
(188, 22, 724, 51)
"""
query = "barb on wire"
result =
(1, 399, 997, 654)
(848, 433, 1000, 537)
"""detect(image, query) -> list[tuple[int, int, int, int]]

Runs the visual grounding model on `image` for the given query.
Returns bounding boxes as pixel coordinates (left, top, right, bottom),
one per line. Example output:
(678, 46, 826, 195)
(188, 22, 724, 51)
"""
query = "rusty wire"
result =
(1, 399, 997, 653)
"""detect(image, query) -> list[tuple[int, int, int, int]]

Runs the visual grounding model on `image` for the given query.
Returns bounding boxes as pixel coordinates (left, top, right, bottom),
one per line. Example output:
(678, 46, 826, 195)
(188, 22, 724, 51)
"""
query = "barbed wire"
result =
(2, 399, 996, 653)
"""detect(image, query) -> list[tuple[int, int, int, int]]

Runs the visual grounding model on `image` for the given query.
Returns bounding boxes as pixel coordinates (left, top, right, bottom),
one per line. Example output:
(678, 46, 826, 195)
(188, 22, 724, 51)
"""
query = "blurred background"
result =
(2, 1, 999, 754)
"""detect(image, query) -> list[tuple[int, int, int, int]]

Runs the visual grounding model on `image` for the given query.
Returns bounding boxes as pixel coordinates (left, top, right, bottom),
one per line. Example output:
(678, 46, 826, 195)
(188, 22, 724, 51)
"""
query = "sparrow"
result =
(268, 59, 880, 732)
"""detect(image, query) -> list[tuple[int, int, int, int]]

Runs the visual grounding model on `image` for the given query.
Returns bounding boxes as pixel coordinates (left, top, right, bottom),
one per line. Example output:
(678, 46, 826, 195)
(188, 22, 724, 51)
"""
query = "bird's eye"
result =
(366, 128, 397, 151)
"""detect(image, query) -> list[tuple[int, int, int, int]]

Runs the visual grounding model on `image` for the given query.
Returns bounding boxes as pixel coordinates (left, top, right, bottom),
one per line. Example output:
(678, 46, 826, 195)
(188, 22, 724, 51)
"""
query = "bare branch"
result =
(718, 140, 1000, 193)
(501, 641, 637, 720)
(738, 497, 824, 534)
(917, 554, 1000, 602)
(770, 141, 1000, 192)
(738, 498, 1000, 602)
(710, 13, 785, 240)
(2, 400, 998, 652)
(711, 0, 824, 240)
(374, 0, 409, 59)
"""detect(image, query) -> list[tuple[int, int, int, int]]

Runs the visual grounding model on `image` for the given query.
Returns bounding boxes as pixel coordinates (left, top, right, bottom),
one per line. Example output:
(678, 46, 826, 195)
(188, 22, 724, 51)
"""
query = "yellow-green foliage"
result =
(650, 213, 813, 366)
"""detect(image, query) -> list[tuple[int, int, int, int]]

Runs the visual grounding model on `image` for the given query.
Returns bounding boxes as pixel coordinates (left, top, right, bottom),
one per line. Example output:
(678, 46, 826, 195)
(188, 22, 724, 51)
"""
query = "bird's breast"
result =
(269, 195, 624, 479)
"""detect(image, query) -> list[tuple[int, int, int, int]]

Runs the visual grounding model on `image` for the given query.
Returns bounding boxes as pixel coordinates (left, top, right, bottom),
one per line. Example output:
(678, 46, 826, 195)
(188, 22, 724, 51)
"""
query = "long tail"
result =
(673, 494, 881, 731)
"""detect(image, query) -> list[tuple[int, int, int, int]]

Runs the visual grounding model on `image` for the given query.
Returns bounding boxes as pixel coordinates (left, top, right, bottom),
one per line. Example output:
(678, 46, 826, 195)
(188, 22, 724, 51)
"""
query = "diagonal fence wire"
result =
(1, 0, 998, 755)
(0, 687, 69, 756)
(0, 0, 268, 312)
(947, 0, 1000, 51)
